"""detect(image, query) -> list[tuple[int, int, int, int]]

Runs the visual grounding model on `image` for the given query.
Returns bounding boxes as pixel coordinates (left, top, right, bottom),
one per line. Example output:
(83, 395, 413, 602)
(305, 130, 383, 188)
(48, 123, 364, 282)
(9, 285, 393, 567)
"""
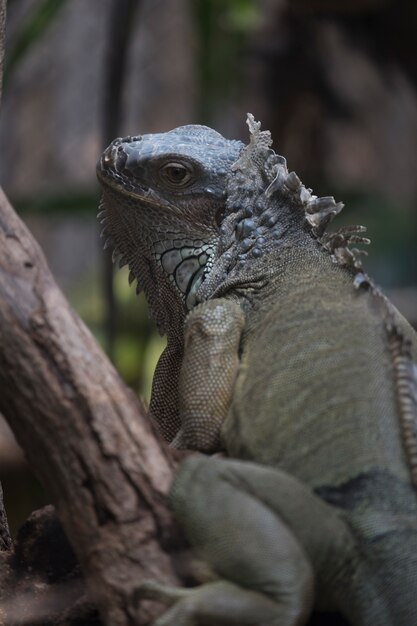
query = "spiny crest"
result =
(240, 114, 371, 274)
(98, 201, 142, 296)
(229, 114, 274, 178)
(243, 113, 273, 164)
(393, 344, 417, 486)
(367, 283, 417, 488)
(389, 326, 417, 487)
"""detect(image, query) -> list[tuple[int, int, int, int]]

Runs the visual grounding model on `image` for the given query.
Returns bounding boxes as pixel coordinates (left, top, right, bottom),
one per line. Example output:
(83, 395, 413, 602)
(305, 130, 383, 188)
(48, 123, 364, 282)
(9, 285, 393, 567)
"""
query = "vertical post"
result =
(101, 0, 140, 359)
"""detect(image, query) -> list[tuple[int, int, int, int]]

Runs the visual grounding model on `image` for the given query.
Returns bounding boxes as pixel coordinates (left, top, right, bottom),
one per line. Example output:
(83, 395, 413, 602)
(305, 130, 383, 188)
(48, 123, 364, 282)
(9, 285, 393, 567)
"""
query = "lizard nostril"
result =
(115, 146, 127, 171)
(101, 145, 116, 168)
(101, 143, 128, 172)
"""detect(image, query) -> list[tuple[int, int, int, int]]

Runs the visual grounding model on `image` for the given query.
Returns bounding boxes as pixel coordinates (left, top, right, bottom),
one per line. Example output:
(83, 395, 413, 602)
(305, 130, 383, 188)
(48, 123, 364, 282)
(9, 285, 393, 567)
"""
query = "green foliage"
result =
(113, 268, 166, 399)
(71, 264, 165, 401)
(14, 189, 97, 216)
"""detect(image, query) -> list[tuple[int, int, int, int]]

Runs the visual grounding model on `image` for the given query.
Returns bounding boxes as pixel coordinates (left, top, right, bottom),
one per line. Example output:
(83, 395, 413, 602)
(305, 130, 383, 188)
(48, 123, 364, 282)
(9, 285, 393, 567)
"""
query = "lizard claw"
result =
(134, 580, 191, 606)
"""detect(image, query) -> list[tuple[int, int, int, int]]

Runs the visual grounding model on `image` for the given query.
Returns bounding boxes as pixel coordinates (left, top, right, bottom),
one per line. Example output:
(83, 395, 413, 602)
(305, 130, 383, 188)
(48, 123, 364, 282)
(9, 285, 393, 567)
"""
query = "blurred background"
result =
(0, 0, 416, 534)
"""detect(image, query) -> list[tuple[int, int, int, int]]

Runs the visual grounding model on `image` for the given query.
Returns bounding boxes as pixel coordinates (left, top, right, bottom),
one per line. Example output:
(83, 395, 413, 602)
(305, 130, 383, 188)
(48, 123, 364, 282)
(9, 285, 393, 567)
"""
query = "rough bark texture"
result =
(1, 505, 101, 626)
(0, 0, 12, 579)
(0, 187, 185, 625)
(0, 481, 11, 552)
(0, 0, 5, 106)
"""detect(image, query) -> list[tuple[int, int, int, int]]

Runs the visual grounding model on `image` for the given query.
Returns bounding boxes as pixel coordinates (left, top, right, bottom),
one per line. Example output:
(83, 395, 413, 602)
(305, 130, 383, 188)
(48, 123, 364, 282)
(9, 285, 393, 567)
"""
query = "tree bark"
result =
(0, 0, 5, 106)
(0, 0, 13, 593)
(0, 481, 11, 553)
(0, 187, 184, 625)
(1, 505, 100, 626)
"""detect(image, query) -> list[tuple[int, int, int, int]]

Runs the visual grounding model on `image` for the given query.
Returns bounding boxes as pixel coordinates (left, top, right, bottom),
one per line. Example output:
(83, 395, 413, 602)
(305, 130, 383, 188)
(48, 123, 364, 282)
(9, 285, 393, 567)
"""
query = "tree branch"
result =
(0, 481, 11, 552)
(0, 0, 12, 563)
(1, 505, 99, 626)
(0, 187, 185, 625)
(0, 0, 5, 106)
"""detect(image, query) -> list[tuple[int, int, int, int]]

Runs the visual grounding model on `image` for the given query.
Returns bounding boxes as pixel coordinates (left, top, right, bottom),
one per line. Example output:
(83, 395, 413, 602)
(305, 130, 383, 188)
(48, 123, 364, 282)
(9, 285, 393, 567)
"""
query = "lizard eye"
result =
(160, 162, 194, 187)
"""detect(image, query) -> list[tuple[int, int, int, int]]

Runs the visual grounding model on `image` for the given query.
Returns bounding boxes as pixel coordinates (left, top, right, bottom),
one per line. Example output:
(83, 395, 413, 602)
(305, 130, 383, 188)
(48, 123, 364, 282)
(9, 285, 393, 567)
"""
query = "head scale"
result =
(97, 125, 243, 336)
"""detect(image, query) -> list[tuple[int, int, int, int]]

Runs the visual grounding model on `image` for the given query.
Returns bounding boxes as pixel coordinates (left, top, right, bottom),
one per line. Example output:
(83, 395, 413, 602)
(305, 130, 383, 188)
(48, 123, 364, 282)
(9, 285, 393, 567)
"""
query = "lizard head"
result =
(97, 125, 243, 334)
(97, 115, 367, 334)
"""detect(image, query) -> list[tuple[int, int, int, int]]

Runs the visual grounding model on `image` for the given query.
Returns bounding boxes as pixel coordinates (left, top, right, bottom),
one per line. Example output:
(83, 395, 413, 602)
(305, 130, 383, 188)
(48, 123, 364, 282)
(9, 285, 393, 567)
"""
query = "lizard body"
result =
(97, 116, 417, 625)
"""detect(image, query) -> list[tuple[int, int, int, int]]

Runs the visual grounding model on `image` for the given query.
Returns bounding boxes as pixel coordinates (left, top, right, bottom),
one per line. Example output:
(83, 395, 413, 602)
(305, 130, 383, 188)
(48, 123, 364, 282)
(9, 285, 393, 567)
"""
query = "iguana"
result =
(96, 115, 417, 626)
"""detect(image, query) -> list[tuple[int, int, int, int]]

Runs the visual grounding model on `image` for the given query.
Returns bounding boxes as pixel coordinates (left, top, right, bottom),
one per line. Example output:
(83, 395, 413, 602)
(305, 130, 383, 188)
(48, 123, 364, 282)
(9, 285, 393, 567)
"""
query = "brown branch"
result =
(1, 505, 99, 626)
(0, 0, 5, 107)
(0, 0, 12, 565)
(0, 480, 11, 552)
(0, 187, 185, 625)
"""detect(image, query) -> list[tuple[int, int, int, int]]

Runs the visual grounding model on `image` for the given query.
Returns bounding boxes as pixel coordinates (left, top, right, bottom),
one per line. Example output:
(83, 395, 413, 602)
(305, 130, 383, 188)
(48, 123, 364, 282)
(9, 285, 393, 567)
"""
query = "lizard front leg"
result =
(171, 298, 245, 453)
(150, 337, 184, 442)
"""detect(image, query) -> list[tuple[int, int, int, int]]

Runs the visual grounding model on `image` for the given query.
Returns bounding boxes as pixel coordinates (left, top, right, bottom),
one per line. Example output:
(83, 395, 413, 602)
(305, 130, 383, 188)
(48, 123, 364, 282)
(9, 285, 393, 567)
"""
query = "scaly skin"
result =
(97, 115, 417, 626)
